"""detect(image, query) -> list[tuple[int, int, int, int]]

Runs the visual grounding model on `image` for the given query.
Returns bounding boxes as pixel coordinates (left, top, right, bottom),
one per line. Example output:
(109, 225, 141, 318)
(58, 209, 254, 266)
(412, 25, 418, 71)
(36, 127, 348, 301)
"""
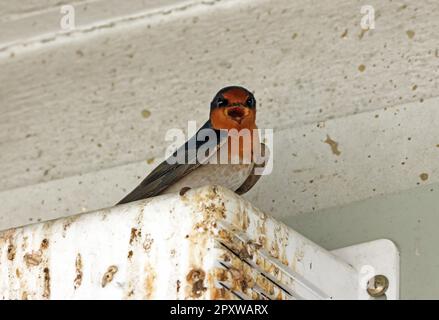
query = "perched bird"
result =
(117, 86, 268, 205)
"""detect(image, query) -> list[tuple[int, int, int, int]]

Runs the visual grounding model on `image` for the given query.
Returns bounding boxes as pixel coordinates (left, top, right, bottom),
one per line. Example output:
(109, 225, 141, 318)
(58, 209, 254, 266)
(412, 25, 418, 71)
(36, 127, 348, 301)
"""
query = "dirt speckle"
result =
(147, 158, 155, 164)
(40, 238, 49, 250)
(74, 253, 83, 289)
(143, 233, 154, 252)
(341, 29, 348, 38)
(358, 64, 366, 72)
(324, 135, 341, 156)
(406, 30, 415, 39)
(141, 109, 151, 119)
(420, 173, 429, 181)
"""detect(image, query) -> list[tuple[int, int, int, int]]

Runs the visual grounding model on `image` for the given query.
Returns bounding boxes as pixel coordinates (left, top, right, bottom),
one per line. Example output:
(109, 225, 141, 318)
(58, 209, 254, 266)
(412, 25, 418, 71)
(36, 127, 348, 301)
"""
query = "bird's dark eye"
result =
(216, 97, 228, 108)
(246, 96, 256, 108)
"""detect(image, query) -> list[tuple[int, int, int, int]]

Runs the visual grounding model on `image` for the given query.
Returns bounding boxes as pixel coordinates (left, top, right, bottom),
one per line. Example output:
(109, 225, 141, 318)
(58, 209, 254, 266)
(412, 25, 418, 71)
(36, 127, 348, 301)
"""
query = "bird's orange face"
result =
(210, 86, 257, 131)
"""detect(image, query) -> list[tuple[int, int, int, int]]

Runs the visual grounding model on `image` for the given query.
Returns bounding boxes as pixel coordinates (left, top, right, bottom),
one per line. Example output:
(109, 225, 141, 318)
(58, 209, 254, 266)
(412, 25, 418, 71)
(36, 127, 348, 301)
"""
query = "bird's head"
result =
(210, 86, 257, 130)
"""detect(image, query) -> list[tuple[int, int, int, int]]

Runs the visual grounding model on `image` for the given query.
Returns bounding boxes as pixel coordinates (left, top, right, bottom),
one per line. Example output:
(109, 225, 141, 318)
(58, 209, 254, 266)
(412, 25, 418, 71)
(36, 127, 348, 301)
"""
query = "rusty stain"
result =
(227, 267, 254, 293)
(420, 173, 429, 181)
(102, 265, 118, 288)
(186, 268, 207, 298)
(129, 228, 140, 245)
(22, 236, 28, 251)
(0, 229, 15, 244)
(211, 287, 229, 300)
(214, 268, 228, 282)
(147, 157, 155, 164)
(40, 238, 49, 250)
(238, 245, 252, 260)
(74, 253, 83, 289)
(43, 267, 51, 299)
(269, 240, 280, 259)
(324, 135, 341, 156)
(15, 268, 21, 278)
(24, 250, 43, 267)
(144, 266, 156, 299)
(128, 250, 134, 259)
(7, 243, 16, 261)
(22, 291, 28, 300)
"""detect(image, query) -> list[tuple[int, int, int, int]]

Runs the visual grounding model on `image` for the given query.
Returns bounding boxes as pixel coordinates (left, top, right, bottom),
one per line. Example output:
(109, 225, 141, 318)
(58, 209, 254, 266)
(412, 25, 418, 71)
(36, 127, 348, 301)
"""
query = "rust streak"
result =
(74, 253, 83, 289)
(43, 267, 51, 299)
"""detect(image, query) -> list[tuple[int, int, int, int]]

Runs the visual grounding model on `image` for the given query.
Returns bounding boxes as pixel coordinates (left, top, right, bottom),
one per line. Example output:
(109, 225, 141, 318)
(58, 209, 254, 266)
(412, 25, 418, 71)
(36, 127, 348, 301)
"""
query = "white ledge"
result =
(0, 186, 399, 300)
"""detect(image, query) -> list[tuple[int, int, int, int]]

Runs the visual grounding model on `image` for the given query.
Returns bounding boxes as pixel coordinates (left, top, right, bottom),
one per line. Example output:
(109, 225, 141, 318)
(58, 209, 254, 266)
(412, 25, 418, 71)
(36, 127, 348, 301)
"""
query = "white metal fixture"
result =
(0, 186, 399, 300)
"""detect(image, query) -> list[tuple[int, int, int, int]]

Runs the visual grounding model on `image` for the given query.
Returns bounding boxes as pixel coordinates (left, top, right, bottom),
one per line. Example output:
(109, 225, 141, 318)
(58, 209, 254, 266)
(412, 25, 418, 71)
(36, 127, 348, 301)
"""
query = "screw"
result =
(367, 275, 389, 297)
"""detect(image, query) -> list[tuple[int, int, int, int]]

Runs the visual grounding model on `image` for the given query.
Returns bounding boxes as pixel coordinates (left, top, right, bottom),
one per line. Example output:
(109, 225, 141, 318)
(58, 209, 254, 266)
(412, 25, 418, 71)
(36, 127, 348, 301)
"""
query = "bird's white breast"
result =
(163, 162, 254, 195)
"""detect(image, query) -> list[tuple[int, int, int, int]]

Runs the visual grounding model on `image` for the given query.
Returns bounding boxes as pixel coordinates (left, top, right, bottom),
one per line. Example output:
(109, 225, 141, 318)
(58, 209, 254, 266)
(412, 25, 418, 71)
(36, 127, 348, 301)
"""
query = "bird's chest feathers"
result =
(214, 127, 259, 164)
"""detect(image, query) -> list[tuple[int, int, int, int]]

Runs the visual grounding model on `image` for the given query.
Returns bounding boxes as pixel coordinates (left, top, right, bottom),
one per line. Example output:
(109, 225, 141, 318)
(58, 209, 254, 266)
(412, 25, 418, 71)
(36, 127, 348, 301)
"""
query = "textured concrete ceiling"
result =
(0, 0, 438, 229)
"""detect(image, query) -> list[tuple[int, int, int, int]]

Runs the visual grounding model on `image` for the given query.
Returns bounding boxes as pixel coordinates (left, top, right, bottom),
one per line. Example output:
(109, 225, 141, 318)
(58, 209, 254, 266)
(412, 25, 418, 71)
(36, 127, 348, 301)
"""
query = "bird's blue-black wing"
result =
(117, 120, 227, 204)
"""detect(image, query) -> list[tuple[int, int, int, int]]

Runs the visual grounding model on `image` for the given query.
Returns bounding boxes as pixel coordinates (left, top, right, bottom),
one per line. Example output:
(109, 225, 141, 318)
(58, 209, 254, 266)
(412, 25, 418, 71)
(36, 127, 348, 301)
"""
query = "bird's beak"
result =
(224, 105, 249, 123)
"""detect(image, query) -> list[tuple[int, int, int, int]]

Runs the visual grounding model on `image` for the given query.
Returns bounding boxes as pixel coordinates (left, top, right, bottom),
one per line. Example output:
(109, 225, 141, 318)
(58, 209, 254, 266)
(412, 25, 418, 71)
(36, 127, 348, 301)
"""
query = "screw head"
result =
(367, 274, 389, 297)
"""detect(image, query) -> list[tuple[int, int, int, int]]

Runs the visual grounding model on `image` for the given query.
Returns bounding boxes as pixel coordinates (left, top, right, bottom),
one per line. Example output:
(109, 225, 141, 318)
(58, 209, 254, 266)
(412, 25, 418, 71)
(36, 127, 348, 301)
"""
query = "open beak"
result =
(224, 105, 249, 123)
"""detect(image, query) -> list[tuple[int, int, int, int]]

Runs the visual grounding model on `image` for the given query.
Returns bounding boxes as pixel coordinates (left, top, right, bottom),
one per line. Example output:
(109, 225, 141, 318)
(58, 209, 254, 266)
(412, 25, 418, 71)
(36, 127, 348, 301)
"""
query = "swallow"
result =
(117, 86, 268, 205)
